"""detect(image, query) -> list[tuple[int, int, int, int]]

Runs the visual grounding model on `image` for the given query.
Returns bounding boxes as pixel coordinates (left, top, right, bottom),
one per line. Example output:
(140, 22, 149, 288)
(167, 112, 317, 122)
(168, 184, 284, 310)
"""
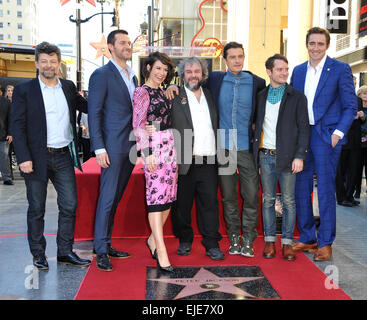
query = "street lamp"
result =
(69, 0, 117, 90)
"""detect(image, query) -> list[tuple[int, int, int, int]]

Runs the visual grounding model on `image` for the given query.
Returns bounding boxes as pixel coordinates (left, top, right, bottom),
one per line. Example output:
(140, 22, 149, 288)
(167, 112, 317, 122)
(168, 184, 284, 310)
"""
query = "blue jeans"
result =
(0, 141, 11, 181)
(259, 151, 296, 245)
(25, 150, 77, 257)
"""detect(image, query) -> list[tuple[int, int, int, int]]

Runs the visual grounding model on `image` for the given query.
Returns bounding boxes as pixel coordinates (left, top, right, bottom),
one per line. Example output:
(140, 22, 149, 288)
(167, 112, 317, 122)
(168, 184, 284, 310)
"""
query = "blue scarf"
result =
(267, 84, 286, 104)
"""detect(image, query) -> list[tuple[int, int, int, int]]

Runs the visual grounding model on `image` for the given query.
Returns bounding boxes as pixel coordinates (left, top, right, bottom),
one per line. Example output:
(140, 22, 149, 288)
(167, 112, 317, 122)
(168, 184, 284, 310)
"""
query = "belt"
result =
(260, 148, 276, 156)
(47, 146, 69, 153)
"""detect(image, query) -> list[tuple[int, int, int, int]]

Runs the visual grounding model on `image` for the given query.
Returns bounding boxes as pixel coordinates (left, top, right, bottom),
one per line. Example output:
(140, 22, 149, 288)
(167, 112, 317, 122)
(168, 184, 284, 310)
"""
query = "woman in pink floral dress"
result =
(133, 52, 177, 272)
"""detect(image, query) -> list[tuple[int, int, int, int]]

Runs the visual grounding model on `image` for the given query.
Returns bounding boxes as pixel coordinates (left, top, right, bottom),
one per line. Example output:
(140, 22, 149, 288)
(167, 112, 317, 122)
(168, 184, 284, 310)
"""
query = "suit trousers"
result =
(336, 147, 361, 203)
(93, 152, 134, 254)
(25, 150, 77, 257)
(219, 149, 259, 243)
(171, 163, 222, 250)
(0, 141, 11, 181)
(295, 127, 342, 248)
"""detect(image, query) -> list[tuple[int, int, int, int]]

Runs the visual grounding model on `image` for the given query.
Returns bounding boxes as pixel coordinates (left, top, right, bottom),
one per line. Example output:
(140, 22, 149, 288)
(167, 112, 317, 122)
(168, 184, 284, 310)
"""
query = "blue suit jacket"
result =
(11, 78, 87, 181)
(88, 61, 137, 154)
(290, 56, 357, 146)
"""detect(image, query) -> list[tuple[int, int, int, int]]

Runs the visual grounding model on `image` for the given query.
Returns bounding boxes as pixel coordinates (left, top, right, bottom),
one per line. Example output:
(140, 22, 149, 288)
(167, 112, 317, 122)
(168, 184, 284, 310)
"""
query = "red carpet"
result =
(74, 236, 351, 300)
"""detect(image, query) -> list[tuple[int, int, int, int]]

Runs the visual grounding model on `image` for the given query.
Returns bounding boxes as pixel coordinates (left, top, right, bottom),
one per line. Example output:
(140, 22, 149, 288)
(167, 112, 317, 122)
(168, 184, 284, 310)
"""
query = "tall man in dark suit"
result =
(290, 27, 357, 261)
(170, 57, 224, 260)
(11, 42, 91, 270)
(88, 29, 137, 271)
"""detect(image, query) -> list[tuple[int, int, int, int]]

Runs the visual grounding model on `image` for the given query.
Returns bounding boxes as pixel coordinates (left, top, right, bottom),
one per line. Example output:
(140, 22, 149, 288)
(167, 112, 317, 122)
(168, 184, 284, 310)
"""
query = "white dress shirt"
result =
(184, 86, 216, 156)
(38, 76, 72, 148)
(304, 54, 343, 138)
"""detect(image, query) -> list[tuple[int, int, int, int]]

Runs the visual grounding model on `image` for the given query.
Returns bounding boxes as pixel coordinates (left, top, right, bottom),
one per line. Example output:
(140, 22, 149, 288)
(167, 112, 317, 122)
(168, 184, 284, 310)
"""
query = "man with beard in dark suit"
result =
(11, 42, 90, 270)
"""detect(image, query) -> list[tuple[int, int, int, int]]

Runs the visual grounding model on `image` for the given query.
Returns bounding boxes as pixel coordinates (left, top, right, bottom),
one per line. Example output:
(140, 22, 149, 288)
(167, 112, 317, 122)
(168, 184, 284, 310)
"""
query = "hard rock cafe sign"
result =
(192, 38, 224, 58)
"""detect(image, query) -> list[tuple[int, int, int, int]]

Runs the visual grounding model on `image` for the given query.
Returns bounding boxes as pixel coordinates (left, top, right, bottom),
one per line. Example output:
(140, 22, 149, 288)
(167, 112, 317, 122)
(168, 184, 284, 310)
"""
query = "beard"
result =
(184, 77, 204, 91)
(40, 69, 57, 80)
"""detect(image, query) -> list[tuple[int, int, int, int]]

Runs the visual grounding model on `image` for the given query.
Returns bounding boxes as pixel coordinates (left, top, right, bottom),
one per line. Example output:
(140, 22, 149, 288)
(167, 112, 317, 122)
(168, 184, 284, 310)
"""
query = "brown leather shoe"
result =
(263, 242, 276, 258)
(313, 245, 332, 261)
(282, 244, 296, 261)
(292, 241, 318, 252)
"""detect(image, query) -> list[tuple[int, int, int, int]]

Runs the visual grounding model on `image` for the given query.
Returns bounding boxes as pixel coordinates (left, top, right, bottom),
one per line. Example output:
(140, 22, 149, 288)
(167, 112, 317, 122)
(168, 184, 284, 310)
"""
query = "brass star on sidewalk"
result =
(90, 34, 111, 60)
(149, 267, 263, 300)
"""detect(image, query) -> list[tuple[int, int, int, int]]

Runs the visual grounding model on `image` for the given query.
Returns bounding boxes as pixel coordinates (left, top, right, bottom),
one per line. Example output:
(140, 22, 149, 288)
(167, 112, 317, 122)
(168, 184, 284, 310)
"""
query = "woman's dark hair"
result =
(35, 42, 61, 62)
(142, 51, 175, 85)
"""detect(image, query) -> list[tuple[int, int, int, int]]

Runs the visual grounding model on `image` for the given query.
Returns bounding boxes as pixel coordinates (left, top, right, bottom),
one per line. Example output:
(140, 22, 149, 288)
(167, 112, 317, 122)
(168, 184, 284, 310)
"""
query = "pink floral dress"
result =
(133, 85, 177, 212)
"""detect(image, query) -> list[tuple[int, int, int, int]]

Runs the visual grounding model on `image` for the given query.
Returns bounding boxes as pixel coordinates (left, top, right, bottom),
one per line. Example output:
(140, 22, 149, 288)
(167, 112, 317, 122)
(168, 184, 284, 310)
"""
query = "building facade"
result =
(0, 0, 39, 45)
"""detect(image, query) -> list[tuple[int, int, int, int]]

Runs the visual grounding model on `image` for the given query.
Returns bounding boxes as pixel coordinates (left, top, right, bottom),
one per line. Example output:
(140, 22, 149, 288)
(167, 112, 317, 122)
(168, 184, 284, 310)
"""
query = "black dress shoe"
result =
(96, 254, 113, 272)
(340, 200, 353, 207)
(108, 246, 131, 259)
(352, 200, 360, 206)
(93, 246, 130, 259)
(157, 256, 174, 273)
(33, 255, 49, 270)
(3, 180, 14, 185)
(206, 247, 225, 260)
(57, 252, 91, 268)
(177, 242, 192, 256)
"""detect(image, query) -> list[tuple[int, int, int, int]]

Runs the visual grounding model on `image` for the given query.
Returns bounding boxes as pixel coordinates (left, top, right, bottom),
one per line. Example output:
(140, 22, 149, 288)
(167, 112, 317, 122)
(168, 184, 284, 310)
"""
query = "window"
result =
(17, 11, 22, 18)
(0, 34, 3, 40)
(17, 0, 22, 5)
(0, 10, 3, 17)
(17, 23, 22, 29)
(0, 23, 3, 28)
(18, 35, 22, 42)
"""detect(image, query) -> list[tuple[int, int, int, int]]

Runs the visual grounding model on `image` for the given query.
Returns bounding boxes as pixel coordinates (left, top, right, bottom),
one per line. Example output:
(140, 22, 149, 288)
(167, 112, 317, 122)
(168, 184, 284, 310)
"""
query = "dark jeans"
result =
(25, 150, 77, 257)
(219, 149, 259, 243)
(259, 151, 296, 245)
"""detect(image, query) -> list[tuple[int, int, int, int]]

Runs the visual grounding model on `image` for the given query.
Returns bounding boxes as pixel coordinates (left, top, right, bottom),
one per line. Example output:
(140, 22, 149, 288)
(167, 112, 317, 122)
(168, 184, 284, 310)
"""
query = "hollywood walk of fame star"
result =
(149, 267, 263, 300)
(90, 35, 111, 59)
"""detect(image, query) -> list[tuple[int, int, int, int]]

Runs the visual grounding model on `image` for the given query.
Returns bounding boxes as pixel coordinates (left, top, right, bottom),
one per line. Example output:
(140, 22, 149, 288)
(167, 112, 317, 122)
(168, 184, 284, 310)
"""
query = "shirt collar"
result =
(110, 58, 135, 78)
(307, 54, 328, 73)
(38, 76, 62, 89)
(184, 86, 203, 101)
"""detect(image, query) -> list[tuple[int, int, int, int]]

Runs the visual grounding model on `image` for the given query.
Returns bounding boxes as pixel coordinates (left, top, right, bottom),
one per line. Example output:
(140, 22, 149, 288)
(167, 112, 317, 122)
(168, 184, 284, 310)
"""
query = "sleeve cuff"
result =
(333, 129, 344, 139)
(95, 148, 106, 155)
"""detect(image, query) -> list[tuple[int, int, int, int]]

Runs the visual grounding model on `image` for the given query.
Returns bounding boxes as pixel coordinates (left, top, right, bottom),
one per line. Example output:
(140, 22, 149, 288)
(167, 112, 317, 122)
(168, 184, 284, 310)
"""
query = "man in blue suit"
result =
(88, 30, 137, 271)
(290, 27, 357, 261)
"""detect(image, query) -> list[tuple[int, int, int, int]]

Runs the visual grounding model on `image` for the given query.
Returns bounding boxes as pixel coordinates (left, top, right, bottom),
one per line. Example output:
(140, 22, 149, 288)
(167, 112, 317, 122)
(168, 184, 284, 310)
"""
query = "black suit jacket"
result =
(253, 84, 310, 172)
(171, 86, 218, 175)
(11, 78, 87, 181)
